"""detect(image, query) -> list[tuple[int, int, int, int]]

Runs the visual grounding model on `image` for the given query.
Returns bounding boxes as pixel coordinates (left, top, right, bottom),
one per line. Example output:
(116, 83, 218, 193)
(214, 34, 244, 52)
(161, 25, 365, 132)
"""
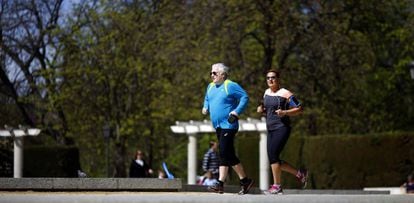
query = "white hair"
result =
(212, 63, 229, 74)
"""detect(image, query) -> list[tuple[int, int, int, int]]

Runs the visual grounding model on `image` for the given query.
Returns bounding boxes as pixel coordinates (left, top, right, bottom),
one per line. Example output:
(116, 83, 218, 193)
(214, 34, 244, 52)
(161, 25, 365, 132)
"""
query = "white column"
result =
(259, 132, 269, 190)
(14, 136, 24, 178)
(187, 134, 197, 184)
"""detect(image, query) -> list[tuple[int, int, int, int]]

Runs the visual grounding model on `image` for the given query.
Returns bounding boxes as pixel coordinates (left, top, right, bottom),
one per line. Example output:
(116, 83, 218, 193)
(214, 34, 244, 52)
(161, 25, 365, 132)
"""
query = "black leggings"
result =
(267, 126, 291, 164)
(216, 128, 240, 167)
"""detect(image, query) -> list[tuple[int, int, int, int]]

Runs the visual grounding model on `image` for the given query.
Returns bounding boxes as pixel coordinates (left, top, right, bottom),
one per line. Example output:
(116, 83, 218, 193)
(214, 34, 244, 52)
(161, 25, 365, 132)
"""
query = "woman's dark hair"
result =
(135, 150, 144, 159)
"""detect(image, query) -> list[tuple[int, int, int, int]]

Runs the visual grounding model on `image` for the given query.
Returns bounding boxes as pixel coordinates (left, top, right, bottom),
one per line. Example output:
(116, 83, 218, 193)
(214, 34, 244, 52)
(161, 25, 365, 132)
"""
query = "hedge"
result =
(236, 132, 414, 189)
(23, 145, 81, 177)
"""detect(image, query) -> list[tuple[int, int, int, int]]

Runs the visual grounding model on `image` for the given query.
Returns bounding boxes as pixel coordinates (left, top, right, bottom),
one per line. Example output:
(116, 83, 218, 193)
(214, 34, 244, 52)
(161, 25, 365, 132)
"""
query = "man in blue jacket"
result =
(202, 63, 254, 195)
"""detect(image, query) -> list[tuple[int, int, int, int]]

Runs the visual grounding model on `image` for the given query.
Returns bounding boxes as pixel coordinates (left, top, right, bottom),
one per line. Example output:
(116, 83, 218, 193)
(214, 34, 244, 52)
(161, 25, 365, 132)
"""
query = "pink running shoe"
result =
(263, 184, 283, 195)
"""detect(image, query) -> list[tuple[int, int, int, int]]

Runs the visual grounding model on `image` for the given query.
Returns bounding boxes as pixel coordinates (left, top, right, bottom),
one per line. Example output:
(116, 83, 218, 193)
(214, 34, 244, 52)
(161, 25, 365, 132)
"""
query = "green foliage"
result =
(57, 0, 414, 178)
(1, 0, 413, 180)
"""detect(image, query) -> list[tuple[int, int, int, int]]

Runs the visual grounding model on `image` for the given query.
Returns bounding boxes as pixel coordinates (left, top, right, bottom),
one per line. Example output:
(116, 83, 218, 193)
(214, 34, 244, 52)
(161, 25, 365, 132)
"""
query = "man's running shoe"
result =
(238, 178, 254, 195)
(208, 181, 224, 194)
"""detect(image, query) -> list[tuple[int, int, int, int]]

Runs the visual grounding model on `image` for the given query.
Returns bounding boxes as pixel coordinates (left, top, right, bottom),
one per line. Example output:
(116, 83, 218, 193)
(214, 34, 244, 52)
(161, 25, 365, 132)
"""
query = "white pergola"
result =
(0, 125, 41, 178)
(170, 117, 270, 190)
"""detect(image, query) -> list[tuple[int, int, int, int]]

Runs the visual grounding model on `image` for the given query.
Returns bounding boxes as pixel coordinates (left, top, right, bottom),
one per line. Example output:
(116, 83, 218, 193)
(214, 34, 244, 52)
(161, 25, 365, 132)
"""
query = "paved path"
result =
(1, 191, 413, 203)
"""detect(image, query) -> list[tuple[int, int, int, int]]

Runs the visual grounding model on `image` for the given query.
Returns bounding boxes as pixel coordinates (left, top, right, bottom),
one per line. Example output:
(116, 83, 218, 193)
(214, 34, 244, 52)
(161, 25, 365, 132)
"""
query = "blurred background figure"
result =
(129, 150, 153, 178)
(202, 141, 219, 180)
(158, 170, 166, 179)
(202, 171, 218, 186)
(401, 172, 414, 194)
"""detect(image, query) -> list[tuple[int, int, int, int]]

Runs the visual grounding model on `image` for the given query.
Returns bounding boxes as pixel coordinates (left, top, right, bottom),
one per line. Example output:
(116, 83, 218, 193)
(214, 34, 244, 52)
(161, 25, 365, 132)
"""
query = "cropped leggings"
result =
(215, 128, 240, 167)
(267, 126, 291, 164)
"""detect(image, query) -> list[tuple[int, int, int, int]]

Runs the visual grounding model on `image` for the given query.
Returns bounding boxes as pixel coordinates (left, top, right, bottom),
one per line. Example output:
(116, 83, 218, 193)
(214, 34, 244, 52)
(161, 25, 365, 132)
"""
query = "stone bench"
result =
(0, 178, 182, 191)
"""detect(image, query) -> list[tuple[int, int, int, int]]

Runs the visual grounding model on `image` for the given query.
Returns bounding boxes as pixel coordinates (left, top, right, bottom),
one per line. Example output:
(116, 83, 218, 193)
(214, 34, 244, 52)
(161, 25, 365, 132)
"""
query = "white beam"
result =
(27, 128, 41, 136)
(170, 126, 185, 133)
(0, 130, 11, 137)
(187, 134, 197, 184)
(241, 123, 256, 131)
(259, 132, 269, 190)
(13, 136, 24, 178)
(12, 130, 25, 137)
(185, 125, 198, 134)
(198, 124, 214, 133)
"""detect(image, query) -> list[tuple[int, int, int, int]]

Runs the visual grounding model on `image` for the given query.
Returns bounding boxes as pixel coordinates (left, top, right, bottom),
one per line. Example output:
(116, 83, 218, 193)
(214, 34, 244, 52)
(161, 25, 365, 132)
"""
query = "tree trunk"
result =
(113, 137, 127, 177)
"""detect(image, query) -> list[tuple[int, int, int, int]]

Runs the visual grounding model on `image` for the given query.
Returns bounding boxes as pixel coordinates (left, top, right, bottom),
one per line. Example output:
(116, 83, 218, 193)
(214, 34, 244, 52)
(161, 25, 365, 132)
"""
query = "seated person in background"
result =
(129, 150, 153, 178)
(202, 171, 218, 186)
(401, 173, 414, 194)
(158, 170, 166, 179)
(202, 141, 219, 180)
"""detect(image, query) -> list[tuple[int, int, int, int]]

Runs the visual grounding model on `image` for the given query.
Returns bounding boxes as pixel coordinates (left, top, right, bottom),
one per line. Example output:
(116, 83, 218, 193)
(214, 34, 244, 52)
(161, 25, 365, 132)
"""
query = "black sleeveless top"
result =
(263, 90, 291, 131)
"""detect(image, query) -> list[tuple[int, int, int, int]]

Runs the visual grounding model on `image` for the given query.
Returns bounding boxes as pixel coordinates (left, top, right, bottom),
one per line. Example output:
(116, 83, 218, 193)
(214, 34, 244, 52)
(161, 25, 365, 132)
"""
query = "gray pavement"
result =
(1, 191, 413, 203)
